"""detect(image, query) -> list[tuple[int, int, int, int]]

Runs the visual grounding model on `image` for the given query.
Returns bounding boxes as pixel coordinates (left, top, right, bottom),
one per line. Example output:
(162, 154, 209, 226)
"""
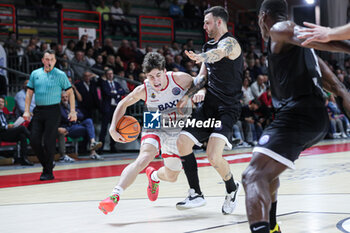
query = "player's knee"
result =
(207, 152, 220, 167)
(242, 166, 260, 188)
(176, 134, 193, 155)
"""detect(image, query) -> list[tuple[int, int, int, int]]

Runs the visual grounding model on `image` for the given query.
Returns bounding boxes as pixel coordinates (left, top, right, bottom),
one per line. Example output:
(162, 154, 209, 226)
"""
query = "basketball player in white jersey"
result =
(98, 52, 206, 214)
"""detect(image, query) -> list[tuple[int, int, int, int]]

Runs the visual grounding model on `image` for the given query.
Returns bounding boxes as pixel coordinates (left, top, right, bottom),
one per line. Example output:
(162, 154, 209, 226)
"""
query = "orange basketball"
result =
(116, 115, 141, 142)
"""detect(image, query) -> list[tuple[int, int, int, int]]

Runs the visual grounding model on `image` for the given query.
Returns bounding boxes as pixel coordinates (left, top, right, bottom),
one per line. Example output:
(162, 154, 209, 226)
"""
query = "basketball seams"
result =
(116, 115, 141, 142)
(118, 120, 139, 131)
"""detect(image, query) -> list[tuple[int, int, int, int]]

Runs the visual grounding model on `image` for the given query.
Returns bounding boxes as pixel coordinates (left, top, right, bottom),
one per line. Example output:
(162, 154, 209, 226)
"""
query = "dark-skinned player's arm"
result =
(269, 21, 350, 54)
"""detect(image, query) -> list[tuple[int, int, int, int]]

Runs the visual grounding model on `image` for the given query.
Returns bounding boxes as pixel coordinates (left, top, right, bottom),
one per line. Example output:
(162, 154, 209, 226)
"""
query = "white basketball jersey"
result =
(144, 72, 192, 124)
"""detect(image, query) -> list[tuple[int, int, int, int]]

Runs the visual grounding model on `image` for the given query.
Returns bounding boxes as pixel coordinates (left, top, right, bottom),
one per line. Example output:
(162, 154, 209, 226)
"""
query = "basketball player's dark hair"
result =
(260, 0, 288, 21)
(204, 6, 229, 23)
(43, 49, 56, 58)
(142, 52, 165, 73)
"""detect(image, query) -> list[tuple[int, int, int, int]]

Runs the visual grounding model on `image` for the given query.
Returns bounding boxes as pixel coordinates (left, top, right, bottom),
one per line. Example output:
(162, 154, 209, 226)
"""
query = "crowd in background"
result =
(2, 0, 350, 161)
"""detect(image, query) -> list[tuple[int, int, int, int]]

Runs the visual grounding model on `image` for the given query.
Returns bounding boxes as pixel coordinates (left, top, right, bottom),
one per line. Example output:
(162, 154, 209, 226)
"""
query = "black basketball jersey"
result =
(203, 32, 244, 106)
(267, 40, 324, 109)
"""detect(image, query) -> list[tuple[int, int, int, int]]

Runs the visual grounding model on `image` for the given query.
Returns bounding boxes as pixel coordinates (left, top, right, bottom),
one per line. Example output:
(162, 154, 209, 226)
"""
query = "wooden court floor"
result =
(0, 139, 350, 233)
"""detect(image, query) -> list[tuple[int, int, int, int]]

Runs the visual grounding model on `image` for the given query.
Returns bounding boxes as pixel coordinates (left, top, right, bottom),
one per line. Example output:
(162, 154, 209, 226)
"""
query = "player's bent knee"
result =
(177, 134, 194, 155)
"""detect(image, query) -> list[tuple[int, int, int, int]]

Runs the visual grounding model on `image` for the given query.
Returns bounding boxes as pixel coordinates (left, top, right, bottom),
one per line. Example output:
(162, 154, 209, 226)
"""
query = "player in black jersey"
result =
(242, 1, 350, 233)
(175, 6, 243, 214)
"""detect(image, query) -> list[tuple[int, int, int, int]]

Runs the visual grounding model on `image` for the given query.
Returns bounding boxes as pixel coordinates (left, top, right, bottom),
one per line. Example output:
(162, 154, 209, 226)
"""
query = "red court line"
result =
(0, 142, 349, 188)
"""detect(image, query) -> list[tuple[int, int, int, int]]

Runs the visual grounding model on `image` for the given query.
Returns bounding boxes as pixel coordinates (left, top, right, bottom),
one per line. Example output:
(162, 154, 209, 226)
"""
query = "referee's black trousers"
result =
(30, 104, 61, 174)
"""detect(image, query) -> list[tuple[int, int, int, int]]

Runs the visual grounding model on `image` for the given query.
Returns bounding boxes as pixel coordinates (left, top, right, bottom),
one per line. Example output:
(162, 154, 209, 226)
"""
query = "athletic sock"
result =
(250, 222, 269, 233)
(151, 170, 160, 182)
(111, 185, 124, 196)
(224, 174, 237, 193)
(181, 152, 202, 195)
(269, 201, 277, 230)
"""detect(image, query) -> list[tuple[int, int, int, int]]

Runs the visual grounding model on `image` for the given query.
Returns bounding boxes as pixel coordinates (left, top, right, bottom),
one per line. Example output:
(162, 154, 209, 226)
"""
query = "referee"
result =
(23, 50, 77, 180)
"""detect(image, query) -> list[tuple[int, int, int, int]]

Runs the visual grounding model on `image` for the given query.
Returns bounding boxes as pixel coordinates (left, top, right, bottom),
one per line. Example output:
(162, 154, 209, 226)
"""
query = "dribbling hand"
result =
(109, 128, 127, 143)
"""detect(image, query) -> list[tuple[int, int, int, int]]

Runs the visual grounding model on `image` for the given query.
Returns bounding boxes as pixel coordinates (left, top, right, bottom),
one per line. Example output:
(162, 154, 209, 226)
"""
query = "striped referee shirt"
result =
(27, 67, 72, 106)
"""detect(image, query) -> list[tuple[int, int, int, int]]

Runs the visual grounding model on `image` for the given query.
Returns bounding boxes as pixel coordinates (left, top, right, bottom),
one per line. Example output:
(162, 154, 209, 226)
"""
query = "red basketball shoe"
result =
(98, 194, 119, 215)
(146, 166, 160, 201)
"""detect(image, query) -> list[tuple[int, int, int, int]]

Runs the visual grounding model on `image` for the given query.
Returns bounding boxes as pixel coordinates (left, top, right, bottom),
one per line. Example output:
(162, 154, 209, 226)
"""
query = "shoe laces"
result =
(150, 182, 159, 194)
(109, 194, 119, 203)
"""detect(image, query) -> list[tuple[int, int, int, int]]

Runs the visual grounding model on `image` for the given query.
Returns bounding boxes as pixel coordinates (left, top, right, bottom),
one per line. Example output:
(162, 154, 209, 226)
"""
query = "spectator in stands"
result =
(4, 32, 17, 56)
(116, 40, 134, 63)
(240, 99, 263, 146)
(0, 75, 7, 97)
(58, 91, 103, 161)
(56, 44, 64, 58)
(85, 48, 96, 67)
(96, 0, 110, 22)
(169, 41, 181, 56)
(130, 41, 144, 65)
(64, 40, 76, 60)
(26, 44, 41, 63)
(68, 77, 83, 103)
(242, 77, 254, 106)
(105, 54, 117, 73)
(101, 38, 116, 56)
(110, 0, 134, 36)
(138, 72, 146, 82)
(250, 74, 266, 99)
(125, 62, 140, 81)
(246, 58, 262, 82)
(93, 39, 103, 57)
(0, 96, 33, 166)
(184, 0, 199, 28)
(259, 87, 273, 110)
(40, 43, 48, 54)
(98, 68, 126, 153)
(15, 80, 36, 117)
(327, 94, 349, 138)
(75, 71, 101, 119)
(259, 54, 268, 75)
(75, 34, 93, 53)
(59, 54, 75, 79)
(71, 50, 90, 80)
(173, 54, 186, 72)
(165, 55, 176, 71)
(115, 56, 126, 74)
(145, 45, 153, 54)
(92, 54, 105, 72)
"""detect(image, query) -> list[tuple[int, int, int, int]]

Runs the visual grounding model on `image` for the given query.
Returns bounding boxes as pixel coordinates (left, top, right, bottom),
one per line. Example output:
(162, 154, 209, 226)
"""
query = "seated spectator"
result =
(116, 40, 134, 63)
(98, 69, 126, 153)
(96, 0, 110, 22)
(165, 55, 176, 71)
(110, 0, 134, 36)
(71, 50, 90, 80)
(64, 40, 76, 60)
(327, 94, 349, 138)
(75, 71, 101, 119)
(125, 62, 140, 81)
(59, 54, 75, 78)
(240, 99, 264, 146)
(242, 77, 254, 106)
(0, 96, 33, 165)
(85, 48, 96, 67)
(92, 38, 103, 58)
(101, 38, 115, 57)
(138, 72, 146, 82)
(258, 87, 273, 113)
(173, 54, 186, 72)
(247, 58, 262, 82)
(115, 55, 125, 73)
(250, 74, 266, 99)
(169, 41, 181, 56)
(4, 32, 17, 56)
(15, 80, 36, 116)
(75, 34, 92, 53)
(68, 77, 83, 103)
(58, 91, 103, 161)
(130, 41, 144, 65)
(92, 54, 105, 72)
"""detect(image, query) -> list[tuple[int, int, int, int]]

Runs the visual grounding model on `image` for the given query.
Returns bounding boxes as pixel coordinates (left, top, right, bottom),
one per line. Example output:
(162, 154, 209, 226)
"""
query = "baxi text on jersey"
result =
(158, 99, 179, 111)
(162, 118, 221, 128)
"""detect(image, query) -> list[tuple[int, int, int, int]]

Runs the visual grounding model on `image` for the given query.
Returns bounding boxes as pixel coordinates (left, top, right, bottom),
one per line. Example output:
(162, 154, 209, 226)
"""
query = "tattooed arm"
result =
(177, 64, 208, 114)
(185, 37, 241, 64)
